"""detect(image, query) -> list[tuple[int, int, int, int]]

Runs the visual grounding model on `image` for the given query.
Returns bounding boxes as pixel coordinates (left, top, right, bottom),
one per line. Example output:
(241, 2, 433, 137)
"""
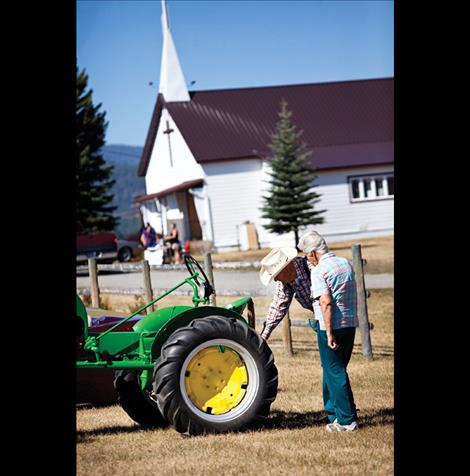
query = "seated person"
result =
(143, 231, 166, 265)
(140, 222, 157, 249)
(164, 223, 182, 264)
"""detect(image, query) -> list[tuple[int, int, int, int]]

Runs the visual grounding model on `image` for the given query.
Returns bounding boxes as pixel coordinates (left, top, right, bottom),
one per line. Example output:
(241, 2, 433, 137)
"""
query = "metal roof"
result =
(134, 179, 203, 202)
(138, 77, 393, 176)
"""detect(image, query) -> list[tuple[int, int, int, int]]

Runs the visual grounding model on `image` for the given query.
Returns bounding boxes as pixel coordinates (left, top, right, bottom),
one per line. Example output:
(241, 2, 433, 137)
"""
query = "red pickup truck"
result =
(76, 227, 118, 263)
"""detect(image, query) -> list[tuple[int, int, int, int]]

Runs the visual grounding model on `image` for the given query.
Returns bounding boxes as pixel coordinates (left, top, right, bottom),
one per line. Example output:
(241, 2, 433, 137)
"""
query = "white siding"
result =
(145, 108, 205, 194)
(203, 159, 267, 249)
(203, 159, 302, 250)
(310, 165, 394, 242)
(140, 201, 163, 234)
(204, 160, 394, 250)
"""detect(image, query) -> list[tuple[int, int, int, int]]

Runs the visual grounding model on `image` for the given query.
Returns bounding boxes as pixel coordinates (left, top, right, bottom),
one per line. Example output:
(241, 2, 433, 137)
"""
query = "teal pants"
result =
(316, 326, 357, 425)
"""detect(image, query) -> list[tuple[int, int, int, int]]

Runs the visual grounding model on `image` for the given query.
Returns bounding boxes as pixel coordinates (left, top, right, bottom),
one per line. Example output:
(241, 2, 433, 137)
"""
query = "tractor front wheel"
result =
(113, 370, 168, 427)
(153, 316, 278, 436)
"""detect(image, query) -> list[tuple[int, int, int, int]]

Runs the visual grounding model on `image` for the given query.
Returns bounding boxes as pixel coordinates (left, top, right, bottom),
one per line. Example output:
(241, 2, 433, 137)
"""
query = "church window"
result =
(348, 173, 394, 202)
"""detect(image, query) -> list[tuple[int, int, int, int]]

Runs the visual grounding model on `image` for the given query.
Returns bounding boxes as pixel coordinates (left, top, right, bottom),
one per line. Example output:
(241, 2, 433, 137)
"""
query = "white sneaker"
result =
(326, 420, 358, 432)
(325, 419, 338, 431)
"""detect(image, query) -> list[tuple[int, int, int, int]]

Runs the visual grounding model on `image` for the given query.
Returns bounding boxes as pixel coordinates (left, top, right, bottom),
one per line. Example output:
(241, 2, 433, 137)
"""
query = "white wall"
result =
(204, 160, 394, 250)
(140, 200, 164, 234)
(144, 121, 394, 250)
(203, 159, 299, 250)
(203, 159, 267, 249)
(145, 108, 205, 194)
(310, 165, 394, 242)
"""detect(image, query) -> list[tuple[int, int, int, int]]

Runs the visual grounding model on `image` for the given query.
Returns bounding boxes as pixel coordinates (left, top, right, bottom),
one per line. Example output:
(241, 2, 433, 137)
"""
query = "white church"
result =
(136, 1, 394, 251)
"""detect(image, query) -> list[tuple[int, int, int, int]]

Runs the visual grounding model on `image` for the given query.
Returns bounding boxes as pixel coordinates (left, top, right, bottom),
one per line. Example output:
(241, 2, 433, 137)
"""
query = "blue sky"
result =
(77, 0, 394, 147)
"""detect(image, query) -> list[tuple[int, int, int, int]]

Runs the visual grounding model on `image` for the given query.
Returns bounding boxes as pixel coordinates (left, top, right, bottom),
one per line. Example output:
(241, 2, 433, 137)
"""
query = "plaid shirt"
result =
(261, 256, 314, 340)
(311, 252, 359, 330)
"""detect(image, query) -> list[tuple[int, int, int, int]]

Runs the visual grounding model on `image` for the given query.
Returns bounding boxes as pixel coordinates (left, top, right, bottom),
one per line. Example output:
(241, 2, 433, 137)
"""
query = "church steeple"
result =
(158, 0, 190, 102)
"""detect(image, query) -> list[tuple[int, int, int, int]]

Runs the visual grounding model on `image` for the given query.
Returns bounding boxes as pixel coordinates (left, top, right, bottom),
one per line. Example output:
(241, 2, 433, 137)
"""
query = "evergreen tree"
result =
(76, 68, 118, 232)
(260, 100, 326, 247)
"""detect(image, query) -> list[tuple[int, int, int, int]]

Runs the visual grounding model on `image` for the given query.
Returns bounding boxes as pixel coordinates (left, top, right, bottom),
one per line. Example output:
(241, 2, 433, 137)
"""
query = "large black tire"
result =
(153, 316, 278, 436)
(113, 370, 168, 427)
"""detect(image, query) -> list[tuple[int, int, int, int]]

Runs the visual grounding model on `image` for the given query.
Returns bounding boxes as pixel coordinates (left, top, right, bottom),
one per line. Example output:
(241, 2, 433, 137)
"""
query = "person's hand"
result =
(327, 332, 338, 350)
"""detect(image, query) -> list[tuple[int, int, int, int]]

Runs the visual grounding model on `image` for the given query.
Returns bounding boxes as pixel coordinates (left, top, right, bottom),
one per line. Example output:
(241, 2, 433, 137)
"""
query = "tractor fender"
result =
(132, 306, 193, 334)
(150, 306, 248, 360)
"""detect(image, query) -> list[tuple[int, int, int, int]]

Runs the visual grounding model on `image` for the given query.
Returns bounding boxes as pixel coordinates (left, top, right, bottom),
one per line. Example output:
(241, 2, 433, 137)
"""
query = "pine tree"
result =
(260, 100, 326, 247)
(76, 68, 118, 232)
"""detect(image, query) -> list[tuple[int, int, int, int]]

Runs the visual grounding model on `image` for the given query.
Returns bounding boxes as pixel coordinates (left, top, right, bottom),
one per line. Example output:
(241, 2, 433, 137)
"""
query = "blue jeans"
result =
(316, 326, 357, 425)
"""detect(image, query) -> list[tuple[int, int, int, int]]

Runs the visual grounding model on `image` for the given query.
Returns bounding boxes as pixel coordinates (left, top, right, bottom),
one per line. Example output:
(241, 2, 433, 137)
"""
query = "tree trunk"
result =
(294, 228, 299, 249)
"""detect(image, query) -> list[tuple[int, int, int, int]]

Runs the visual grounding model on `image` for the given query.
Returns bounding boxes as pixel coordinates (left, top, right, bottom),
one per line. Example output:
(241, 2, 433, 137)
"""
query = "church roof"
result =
(134, 179, 203, 203)
(138, 77, 393, 177)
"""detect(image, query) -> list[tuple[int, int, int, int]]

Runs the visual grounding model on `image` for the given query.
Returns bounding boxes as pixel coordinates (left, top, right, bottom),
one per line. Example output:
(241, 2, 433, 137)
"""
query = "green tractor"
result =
(76, 255, 278, 436)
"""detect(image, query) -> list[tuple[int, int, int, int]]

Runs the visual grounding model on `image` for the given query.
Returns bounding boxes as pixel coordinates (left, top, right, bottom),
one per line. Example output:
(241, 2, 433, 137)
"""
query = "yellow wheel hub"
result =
(184, 346, 248, 415)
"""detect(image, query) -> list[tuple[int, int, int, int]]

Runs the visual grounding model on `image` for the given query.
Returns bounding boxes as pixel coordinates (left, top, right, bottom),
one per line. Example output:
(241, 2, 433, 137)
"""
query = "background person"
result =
(140, 222, 157, 249)
(145, 232, 165, 265)
(298, 230, 359, 432)
(259, 246, 315, 340)
(164, 223, 182, 264)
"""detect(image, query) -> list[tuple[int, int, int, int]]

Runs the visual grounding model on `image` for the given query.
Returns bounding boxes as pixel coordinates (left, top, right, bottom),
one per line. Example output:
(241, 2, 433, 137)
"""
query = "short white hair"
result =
(298, 231, 328, 254)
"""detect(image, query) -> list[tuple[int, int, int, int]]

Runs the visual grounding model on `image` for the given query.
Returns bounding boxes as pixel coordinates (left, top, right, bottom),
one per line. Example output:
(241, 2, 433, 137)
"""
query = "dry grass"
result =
(78, 290, 393, 475)
(193, 235, 393, 274)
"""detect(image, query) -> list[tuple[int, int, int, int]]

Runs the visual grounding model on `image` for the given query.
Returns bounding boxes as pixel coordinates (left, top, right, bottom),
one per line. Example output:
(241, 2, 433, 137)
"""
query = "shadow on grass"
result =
(176, 407, 394, 437)
(77, 407, 394, 442)
(77, 421, 170, 444)
(77, 401, 118, 409)
(255, 406, 394, 432)
(357, 407, 395, 427)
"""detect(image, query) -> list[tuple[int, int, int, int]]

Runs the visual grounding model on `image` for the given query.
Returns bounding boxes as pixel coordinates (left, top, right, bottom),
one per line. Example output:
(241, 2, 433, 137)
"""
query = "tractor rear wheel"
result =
(153, 316, 278, 436)
(113, 370, 168, 427)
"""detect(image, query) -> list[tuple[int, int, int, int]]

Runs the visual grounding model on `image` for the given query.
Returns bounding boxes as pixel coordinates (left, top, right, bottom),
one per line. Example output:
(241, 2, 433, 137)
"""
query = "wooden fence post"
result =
(143, 260, 154, 314)
(282, 311, 294, 356)
(88, 258, 100, 308)
(352, 244, 373, 359)
(204, 252, 216, 306)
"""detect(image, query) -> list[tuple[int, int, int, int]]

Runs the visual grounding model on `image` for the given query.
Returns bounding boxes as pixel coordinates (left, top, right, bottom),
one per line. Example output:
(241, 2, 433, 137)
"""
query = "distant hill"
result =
(102, 144, 146, 238)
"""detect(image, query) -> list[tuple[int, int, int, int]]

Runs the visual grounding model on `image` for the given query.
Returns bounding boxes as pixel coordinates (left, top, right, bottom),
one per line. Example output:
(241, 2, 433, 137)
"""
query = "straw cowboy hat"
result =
(259, 247, 298, 286)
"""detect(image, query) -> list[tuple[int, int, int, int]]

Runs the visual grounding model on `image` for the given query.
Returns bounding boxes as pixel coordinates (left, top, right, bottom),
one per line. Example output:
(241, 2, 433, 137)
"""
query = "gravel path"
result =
(76, 269, 393, 296)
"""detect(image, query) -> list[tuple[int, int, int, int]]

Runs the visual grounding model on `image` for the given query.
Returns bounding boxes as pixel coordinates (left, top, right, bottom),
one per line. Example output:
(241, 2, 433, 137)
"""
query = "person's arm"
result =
(164, 229, 175, 241)
(311, 268, 337, 350)
(319, 293, 338, 350)
(261, 282, 294, 341)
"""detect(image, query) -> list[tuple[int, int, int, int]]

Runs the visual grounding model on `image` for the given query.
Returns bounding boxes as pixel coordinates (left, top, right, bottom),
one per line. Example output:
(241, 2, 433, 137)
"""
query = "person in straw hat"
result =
(259, 246, 314, 340)
(259, 230, 359, 432)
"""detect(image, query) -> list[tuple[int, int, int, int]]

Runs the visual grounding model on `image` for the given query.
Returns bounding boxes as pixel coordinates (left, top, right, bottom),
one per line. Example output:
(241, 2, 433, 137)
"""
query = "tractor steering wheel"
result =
(184, 254, 214, 299)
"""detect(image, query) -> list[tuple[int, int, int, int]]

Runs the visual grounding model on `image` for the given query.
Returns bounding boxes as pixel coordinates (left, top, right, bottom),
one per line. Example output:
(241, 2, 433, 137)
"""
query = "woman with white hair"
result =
(298, 230, 359, 432)
(259, 230, 359, 432)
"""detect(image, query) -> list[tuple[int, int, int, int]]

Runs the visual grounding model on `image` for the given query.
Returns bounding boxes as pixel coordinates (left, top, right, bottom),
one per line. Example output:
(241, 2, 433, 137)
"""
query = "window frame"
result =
(347, 172, 394, 203)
